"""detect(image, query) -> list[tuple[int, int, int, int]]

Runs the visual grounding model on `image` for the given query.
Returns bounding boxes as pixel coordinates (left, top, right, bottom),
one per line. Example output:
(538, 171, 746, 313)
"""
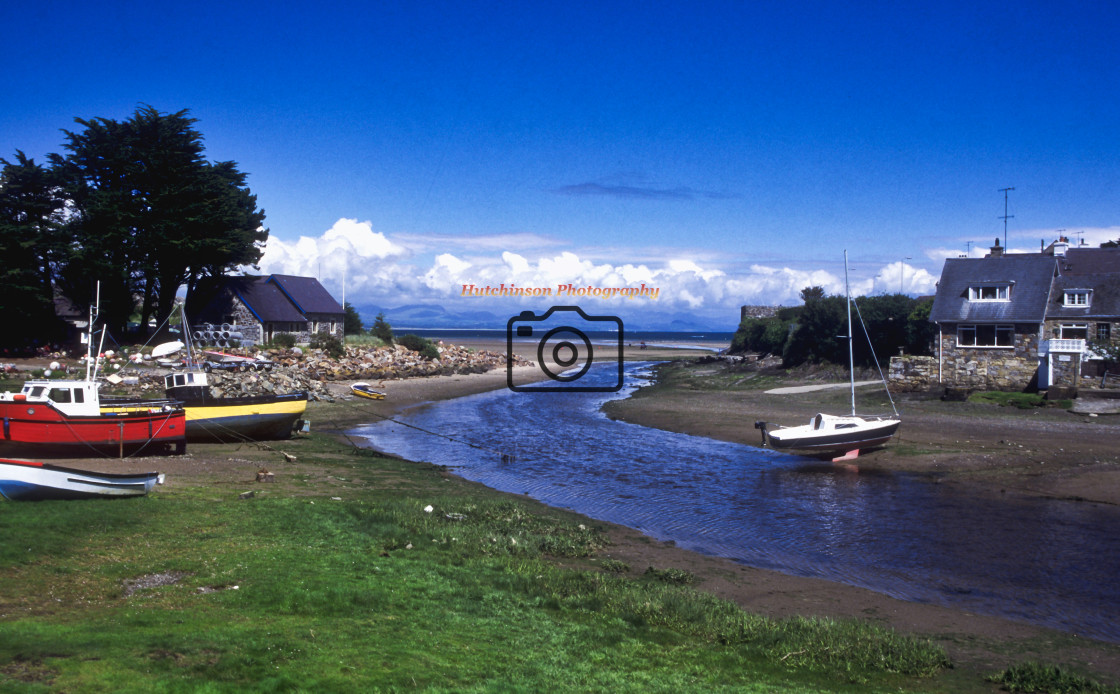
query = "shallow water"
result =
(352, 361, 1120, 642)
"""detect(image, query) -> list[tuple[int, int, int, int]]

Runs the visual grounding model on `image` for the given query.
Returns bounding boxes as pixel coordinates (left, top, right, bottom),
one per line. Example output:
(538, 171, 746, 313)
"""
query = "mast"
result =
(86, 281, 101, 382)
(844, 251, 855, 416)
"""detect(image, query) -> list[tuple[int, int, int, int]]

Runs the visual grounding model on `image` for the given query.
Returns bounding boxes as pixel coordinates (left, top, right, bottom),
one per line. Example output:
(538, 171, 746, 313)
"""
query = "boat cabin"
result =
(3, 380, 103, 417)
(164, 371, 211, 401)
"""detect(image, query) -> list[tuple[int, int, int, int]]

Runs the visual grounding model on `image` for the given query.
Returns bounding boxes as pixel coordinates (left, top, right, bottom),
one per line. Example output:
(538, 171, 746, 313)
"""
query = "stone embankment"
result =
(101, 343, 531, 401)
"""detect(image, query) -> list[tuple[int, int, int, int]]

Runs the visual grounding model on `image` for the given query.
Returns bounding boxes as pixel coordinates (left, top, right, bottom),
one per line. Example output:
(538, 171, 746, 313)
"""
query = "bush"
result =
(309, 333, 346, 359)
(398, 333, 440, 360)
(270, 333, 297, 349)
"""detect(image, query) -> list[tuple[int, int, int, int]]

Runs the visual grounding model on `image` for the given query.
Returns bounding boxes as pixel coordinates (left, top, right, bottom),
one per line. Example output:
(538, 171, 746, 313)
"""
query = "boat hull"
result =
(350, 383, 385, 400)
(178, 393, 308, 442)
(0, 458, 161, 501)
(0, 402, 186, 456)
(767, 418, 900, 453)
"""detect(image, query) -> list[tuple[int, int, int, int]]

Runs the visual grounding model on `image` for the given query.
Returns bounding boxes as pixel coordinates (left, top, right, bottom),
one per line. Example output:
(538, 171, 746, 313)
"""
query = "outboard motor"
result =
(753, 420, 769, 445)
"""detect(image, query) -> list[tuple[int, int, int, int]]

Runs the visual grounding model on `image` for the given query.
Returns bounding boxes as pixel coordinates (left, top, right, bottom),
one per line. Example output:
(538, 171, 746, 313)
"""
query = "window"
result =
(1064, 291, 1090, 307)
(958, 324, 1014, 347)
(1097, 323, 1112, 342)
(969, 285, 1010, 301)
(1058, 324, 1088, 340)
(49, 388, 72, 403)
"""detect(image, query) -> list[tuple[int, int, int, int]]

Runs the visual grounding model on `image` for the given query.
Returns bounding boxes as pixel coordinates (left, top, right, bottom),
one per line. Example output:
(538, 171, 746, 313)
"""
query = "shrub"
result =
(398, 333, 440, 361)
(309, 333, 346, 359)
(270, 333, 297, 349)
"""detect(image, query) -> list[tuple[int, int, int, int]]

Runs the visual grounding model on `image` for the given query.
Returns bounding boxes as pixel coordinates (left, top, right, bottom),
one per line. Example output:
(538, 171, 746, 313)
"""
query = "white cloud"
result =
(258, 218, 407, 280)
(872, 261, 938, 296)
(255, 218, 952, 322)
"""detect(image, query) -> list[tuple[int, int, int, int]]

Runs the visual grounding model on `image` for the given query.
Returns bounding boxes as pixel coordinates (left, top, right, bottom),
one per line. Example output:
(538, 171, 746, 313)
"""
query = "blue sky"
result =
(4, 1, 1119, 329)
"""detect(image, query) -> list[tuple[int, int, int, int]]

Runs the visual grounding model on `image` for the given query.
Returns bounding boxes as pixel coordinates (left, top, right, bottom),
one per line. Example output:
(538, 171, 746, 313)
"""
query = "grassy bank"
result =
(0, 428, 964, 693)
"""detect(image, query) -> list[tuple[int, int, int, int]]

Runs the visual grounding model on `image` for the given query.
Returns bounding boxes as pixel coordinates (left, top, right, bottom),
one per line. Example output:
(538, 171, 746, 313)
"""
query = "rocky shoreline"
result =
(22, 342, 534, 401)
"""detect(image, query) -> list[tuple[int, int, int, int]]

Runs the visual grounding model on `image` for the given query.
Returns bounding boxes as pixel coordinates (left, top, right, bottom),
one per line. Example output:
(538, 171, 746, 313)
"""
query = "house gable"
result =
(920, 246, 1120, 391)
(929, 255, 1057, 326)
(186, 274, 344, 345)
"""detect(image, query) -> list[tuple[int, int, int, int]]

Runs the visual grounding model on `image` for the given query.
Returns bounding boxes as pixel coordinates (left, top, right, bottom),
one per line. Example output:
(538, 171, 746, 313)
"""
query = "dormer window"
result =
(1063, 290, 1091, 307)
(968, 284, 1010, 301)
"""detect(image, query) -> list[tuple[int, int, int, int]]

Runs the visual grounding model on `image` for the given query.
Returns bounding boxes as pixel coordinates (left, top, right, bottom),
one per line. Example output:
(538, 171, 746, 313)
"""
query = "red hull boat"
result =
(0, 287, 186, 457)
(0, 388, 185, 455)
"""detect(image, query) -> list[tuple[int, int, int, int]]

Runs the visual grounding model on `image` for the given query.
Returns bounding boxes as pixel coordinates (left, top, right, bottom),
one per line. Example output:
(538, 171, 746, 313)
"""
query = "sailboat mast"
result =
(844, 251, 855, 416)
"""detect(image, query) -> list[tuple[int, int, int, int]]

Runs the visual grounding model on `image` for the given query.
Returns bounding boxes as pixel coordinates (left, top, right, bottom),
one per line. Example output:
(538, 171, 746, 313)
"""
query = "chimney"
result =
(1043, 237, 1070, 256)
(988, 237, 1004, 258)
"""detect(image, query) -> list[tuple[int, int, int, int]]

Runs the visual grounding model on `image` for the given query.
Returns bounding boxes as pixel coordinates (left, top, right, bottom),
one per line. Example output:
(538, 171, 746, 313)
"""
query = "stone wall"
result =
(929, 325, 1041, 391)
(228, 300, 263, 345)
(888, 355, 937, 391)
(740, 305, 779, 320)
(888, 352, 1041, 392)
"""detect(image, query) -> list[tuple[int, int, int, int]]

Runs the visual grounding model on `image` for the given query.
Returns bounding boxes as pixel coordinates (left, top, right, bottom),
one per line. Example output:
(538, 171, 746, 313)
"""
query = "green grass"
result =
(343, 334, 391, 348)
(987, 662, 1120, 693)
(0, 432, 959, 692)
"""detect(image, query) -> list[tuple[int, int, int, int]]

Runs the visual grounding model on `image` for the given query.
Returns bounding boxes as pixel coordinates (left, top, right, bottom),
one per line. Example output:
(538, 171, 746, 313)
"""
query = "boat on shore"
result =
(164, 370, 308, 442)
(161, 310, 307, 442)
(756, 251, 901, 460)
(0, 458, 163, 501)
(350, 382, 386, 400)
(0, 288, 187, 457)
(759, 413, 900, 454)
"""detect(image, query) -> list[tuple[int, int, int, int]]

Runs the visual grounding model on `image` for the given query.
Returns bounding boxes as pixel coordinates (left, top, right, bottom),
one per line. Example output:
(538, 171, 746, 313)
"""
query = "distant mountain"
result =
(351, 303, 735, 333)
(353, 303, 504, 330)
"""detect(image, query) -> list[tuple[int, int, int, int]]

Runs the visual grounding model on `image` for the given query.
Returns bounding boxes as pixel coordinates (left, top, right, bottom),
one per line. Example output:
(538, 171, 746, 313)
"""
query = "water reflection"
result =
(352, 361, 1120, 642)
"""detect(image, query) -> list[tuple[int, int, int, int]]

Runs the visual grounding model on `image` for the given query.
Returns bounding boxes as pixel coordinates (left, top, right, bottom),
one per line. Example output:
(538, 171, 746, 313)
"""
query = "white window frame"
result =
(1058, 323, 1088, 340)
(957, 324, 1015, 348)
(968, 285, 1010, 302)
(1063, 291, 1091, 307)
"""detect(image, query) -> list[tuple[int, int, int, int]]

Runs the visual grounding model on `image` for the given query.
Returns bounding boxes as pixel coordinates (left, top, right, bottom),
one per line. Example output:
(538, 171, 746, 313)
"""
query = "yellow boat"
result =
(165, 371, 308, 442)
(350, 382, 386, 400)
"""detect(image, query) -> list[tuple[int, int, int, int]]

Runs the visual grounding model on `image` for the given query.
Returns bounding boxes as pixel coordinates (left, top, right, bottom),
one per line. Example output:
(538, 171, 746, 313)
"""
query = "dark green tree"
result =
(905, 298, 936, 355)
(0, 152, 69, 347)
(729, 316, 791, 356)
(344, 302, 363, 335)
(799, 286, 826, 303)
(370, 311, 394, 345)
(782, 294, 847, 367)
(50, 105, 267, 336)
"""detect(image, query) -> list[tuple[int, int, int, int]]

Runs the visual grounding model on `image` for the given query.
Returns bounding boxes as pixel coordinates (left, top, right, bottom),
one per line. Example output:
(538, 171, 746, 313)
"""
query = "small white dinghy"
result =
(0, 458, 163, 501)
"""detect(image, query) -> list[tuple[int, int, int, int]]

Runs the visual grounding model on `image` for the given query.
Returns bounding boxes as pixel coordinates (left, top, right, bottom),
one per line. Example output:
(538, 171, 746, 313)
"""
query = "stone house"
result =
(918, 239, 1120, 391)
(186, 274, 345, 346)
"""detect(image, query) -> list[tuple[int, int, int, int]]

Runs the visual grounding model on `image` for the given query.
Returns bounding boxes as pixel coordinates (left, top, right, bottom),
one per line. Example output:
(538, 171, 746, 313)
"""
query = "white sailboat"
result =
(757, 251, 901, 460)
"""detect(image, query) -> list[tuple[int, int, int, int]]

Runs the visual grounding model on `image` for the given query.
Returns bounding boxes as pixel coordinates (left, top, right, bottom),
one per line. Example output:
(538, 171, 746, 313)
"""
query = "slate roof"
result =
(188, 275, 329, 324)
(1061, 248, 1120, 276)
(928, 255, 1058, 324)
(267, 275, 344, 316)
(1049, 249, 1120, 320)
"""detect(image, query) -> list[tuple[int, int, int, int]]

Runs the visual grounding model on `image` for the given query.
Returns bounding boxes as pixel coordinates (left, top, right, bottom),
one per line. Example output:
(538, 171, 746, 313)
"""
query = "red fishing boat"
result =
(0, 287, 187, 457)
(0, 380, 186, 456)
